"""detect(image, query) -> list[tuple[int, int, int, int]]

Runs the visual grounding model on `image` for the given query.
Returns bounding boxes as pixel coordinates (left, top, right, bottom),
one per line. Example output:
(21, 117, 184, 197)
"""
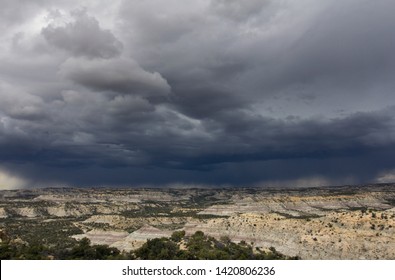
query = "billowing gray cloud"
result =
(1, 0, 395, 188)
(42, 9, 123, 59)
(59, 57, 171, 96)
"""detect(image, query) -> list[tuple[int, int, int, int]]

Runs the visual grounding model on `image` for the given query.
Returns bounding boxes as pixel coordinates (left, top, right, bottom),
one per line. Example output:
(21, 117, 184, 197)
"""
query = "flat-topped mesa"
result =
(199, 193, 393, 218)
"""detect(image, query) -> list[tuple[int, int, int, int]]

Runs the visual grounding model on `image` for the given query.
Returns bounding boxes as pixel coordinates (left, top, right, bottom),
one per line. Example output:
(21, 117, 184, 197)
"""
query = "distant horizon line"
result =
(1, 182, 394, 192)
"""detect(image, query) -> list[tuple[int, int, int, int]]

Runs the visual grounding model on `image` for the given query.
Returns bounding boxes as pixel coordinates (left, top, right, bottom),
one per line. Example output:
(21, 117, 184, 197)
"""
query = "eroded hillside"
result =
(1, 185, 394, 259)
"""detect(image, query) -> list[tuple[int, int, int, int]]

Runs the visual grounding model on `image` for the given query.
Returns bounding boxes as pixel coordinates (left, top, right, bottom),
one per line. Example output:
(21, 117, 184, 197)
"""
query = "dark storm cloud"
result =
(265, 0, 395, 91)
(1, 0, 395, 188)
(145, 108, 395, 169)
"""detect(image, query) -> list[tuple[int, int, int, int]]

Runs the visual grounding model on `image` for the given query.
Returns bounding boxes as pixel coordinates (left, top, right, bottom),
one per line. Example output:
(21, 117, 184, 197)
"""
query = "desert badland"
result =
(1, 184, 394, 259)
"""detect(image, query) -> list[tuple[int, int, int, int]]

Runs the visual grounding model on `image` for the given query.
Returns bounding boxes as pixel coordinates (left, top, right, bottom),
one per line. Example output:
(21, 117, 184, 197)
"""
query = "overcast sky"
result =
(1, 0, 395, 189)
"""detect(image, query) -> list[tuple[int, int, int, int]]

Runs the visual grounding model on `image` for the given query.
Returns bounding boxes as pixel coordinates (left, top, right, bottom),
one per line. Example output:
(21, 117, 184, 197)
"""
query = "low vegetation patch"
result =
(0, 230, 298, 260)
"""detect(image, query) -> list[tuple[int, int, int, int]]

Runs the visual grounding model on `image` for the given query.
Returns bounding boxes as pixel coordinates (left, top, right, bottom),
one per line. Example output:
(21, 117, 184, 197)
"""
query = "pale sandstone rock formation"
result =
(0, 207, 7, 218)
(184, 210, 395, 259)
(73, 230, 129, 245)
